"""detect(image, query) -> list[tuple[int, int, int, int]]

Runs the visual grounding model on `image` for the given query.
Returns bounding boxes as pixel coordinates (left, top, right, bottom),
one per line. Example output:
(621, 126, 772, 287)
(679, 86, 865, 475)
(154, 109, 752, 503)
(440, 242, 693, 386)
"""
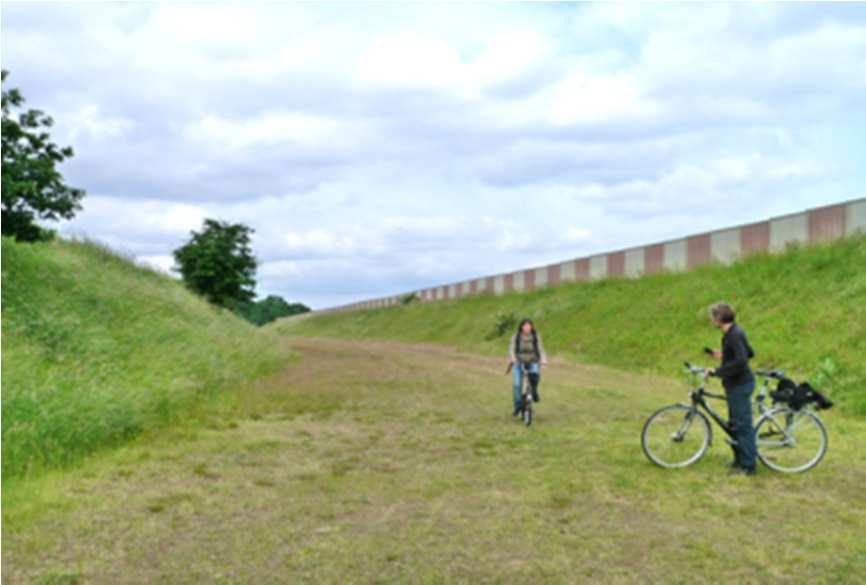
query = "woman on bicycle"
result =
(705, 302, 757, 475)
(509, 318, 548, 416)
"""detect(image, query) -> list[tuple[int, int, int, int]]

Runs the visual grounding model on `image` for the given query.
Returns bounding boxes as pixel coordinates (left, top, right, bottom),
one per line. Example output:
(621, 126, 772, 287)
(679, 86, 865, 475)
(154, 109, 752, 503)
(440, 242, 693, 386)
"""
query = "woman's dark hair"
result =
(516, 318, 535, 334)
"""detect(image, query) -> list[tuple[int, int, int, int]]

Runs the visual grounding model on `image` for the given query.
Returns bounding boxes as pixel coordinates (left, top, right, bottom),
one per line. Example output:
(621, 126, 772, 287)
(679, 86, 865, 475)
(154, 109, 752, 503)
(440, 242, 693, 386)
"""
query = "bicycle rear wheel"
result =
(641, 404, 711, 468)
(756, 407, 827, 473)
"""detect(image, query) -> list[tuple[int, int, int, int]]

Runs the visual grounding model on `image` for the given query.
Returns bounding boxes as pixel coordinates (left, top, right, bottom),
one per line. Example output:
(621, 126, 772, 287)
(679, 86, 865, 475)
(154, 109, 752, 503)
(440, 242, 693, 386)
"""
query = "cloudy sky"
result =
(3, 3, 865, 308)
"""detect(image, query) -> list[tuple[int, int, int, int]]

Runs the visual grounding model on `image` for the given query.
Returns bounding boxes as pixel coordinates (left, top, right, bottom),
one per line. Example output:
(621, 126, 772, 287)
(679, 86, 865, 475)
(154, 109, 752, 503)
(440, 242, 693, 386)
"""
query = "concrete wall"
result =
(327, 198, 864, 312)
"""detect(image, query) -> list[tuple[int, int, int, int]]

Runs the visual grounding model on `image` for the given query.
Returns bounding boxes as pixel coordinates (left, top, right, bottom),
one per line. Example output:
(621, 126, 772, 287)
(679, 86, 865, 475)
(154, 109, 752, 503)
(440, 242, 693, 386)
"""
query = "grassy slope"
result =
(4, 338, 864, 583)
(1, 237, 288, 478)
(275, 236, 866, 416)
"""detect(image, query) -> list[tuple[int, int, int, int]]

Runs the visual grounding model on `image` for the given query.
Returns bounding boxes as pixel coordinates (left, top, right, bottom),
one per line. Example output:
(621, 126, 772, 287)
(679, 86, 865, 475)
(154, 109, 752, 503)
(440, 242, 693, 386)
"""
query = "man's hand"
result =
(510, 357, 517, 364)
(711, 350, 722, 359)
(541, 359, 549, 366)
(704, 368, 715, 377)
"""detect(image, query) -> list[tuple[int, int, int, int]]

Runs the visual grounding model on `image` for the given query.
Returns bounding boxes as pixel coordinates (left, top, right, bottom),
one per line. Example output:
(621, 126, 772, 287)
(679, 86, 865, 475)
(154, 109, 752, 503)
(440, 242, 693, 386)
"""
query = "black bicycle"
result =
(641, 362, 829, 473)
(507, 362, 536, 427)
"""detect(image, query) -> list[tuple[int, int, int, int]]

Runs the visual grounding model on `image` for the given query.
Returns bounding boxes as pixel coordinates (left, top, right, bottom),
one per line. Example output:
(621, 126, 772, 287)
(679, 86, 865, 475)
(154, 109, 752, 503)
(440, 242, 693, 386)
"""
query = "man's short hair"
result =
(709, 302, 736, 324)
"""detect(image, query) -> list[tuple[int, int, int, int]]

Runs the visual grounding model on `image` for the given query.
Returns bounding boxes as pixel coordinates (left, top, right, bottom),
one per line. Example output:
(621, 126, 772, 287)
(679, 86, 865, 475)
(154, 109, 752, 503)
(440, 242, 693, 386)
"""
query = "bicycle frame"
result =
(687, 387, 734, 439)
(519, 363, 533, 404)
(681, 364, 774, 441)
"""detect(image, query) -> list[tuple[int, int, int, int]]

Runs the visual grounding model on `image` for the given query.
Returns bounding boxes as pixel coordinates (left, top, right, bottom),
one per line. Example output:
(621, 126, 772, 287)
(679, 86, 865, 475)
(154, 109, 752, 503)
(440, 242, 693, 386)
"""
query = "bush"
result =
(486, 310, 517, 340)
(235, 295, 310, 326)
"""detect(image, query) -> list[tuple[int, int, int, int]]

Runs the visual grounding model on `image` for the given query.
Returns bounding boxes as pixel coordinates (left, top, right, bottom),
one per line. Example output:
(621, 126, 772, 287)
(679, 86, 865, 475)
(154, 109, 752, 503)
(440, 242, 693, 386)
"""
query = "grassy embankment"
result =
(275, 236, 866, 416)
(1, 237, 288, 480)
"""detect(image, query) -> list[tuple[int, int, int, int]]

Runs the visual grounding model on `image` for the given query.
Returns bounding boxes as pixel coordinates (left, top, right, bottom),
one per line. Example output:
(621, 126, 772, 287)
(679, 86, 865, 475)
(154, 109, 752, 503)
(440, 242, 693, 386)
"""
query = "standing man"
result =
(705, 302, 757, 475)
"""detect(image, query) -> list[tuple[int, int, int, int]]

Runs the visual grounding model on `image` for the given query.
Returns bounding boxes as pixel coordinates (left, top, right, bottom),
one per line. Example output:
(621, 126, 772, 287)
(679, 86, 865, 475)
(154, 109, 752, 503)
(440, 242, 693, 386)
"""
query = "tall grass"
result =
(276, 236, 866, 416)
(1, 237, 287, 478)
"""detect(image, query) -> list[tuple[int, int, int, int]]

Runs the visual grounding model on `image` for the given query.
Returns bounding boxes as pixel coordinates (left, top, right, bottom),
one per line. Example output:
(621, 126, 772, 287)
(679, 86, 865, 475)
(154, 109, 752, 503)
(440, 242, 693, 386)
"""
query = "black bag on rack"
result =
(771, 378, 833, 411)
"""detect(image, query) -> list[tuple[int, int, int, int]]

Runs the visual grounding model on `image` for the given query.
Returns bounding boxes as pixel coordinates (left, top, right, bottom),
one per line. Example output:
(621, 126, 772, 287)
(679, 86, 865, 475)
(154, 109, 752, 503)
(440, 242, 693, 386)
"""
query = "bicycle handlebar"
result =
(505, 362, 539, 375)
(683, 361, 707, 376)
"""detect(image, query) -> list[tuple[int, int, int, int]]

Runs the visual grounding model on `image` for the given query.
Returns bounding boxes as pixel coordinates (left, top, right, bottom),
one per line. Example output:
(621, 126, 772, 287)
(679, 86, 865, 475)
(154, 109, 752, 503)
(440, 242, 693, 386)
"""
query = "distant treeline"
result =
(235, 295, 310, 326)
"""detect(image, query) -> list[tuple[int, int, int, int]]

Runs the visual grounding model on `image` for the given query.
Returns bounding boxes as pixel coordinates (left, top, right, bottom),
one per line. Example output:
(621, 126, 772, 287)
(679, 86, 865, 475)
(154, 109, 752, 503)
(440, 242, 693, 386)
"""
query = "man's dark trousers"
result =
(726, 380, 757, 471)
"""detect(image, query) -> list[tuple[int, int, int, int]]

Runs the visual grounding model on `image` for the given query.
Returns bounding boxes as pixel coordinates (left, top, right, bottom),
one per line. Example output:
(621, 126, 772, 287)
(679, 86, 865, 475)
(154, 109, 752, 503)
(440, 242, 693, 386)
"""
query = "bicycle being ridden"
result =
(506, 361, 538, 426)
(508, 318, 548, 425)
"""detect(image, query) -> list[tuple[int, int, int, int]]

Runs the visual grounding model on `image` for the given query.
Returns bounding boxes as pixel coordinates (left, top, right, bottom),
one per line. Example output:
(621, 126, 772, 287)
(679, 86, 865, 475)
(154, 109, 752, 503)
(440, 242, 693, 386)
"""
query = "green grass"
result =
(274, 236, 866, 416)
(1, 236, 288, 479)
(4, 338, 865, 583)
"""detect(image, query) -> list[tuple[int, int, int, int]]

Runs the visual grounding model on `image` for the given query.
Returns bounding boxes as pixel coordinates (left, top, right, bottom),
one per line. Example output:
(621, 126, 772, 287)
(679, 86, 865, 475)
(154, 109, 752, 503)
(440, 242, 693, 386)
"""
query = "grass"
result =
(3, 233, 864, 582)
(3, 337, 864, 583)
(273, 236, 866, 416)
(1, 236, 288, 479)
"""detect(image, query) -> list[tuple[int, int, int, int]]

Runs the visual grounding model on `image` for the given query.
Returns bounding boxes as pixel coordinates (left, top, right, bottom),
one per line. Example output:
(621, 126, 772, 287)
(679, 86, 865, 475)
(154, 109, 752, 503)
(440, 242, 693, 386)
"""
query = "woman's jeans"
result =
(726, 380, 757, 471)
(512, 362, 540, 411)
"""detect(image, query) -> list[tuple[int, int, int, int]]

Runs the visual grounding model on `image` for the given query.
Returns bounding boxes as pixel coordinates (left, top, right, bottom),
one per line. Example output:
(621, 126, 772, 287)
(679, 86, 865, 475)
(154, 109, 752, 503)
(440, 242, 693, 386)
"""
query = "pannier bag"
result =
(770, 378, 834, 411)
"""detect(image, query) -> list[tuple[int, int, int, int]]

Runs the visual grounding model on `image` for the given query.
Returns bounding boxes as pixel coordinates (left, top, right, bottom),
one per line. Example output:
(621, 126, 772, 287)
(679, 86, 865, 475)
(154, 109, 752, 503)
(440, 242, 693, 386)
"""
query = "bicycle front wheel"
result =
(756, 407, 827, 473)
(641, 404, 711, 468)
(523, 399, 533, 427)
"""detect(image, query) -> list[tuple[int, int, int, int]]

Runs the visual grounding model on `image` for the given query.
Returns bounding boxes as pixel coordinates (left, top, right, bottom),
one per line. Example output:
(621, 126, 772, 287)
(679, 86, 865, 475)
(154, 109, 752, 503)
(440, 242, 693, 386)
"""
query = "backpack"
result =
(771, 377, 834, 411)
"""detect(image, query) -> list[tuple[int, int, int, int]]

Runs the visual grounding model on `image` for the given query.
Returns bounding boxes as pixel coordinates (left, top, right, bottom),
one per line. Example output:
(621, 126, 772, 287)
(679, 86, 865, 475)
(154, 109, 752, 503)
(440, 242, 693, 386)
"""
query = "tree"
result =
(173, 219, 257, 308)
(235, 295, 311, 326)
(1, 70, 85, 241)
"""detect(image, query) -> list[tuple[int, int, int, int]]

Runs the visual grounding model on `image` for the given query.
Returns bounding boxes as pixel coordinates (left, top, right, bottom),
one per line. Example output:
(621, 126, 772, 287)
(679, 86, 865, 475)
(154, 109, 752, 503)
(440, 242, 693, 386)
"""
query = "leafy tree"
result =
(1, 70, 85, 241)
(173, 219, 257, 308)
(236, 295, 310, 326)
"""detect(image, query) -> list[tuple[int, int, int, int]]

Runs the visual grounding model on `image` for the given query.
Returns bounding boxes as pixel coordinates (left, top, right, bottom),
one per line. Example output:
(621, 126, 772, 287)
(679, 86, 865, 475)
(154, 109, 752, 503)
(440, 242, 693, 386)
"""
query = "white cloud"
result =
(355, 32, 467, 91)
(542, 71, 657, 126)
(184, 112, 358, 151)
(137, 254, 175, 274)
(61, 196, 207, 248)
(66, 105, 133, 141)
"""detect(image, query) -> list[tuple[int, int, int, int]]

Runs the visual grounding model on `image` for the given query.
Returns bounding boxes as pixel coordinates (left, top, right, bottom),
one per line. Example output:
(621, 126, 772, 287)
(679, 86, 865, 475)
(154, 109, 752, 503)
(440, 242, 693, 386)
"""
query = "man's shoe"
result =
(728, 466, 756, 476)
(513, 408, 521, 417)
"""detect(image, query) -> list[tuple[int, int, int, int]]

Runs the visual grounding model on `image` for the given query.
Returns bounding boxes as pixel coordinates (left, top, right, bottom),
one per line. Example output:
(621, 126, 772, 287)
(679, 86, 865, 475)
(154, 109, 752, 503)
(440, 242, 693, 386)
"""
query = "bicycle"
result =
(507, 362, 537, 427)
(641, 362, 829, 473)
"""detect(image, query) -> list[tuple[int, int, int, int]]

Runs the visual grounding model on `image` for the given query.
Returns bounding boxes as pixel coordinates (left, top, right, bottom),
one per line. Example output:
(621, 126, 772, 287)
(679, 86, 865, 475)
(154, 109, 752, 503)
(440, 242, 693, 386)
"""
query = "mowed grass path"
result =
(4, 338, 865, 584)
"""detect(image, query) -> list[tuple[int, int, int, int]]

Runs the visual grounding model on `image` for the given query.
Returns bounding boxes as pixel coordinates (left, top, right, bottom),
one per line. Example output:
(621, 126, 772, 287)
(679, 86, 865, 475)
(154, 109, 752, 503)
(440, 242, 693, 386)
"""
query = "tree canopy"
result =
(173, 219, 258, 309)
(235, 295, 311, 326)
(1, 70, 85, 241)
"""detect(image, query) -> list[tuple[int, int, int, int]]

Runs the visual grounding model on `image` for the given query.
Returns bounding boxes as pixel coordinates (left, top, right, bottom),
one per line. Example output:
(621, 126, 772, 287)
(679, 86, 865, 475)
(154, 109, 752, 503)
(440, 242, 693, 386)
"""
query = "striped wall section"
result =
(324, 198, 865, 313)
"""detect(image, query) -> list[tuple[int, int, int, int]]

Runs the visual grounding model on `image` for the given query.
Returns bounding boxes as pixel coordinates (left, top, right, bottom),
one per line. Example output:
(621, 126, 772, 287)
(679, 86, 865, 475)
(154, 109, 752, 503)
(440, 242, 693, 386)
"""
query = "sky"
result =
(3, 2, 865, 309)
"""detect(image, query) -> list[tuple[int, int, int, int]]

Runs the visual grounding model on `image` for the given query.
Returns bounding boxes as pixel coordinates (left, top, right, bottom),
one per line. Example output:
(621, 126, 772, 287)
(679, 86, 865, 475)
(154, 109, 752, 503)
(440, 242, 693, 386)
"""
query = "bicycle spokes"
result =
(756, 408, 828, 473)
(670, 412, 694, 442)
(642, 405, 711, 468)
